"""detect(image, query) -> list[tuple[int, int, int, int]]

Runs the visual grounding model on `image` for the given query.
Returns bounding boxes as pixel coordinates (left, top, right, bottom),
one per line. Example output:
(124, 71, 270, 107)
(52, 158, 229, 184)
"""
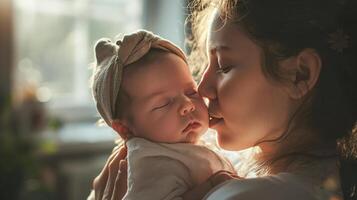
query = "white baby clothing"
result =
(123, 137, 234, 200)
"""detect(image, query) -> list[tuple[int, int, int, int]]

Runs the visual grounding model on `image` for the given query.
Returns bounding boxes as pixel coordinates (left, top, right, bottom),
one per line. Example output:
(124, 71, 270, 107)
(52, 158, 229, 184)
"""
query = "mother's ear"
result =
(112, 119, 132, 140)
(281, 48, 322, 99)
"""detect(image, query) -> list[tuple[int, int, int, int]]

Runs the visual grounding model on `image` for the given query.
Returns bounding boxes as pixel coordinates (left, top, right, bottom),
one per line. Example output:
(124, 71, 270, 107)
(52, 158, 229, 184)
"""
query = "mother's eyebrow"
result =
(209, 44, 233, 54)
(216, 45, 232, 51)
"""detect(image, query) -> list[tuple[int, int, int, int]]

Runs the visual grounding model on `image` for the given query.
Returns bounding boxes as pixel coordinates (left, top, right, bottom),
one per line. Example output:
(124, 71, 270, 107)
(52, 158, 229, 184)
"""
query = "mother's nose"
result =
(198, 67, 217, 100)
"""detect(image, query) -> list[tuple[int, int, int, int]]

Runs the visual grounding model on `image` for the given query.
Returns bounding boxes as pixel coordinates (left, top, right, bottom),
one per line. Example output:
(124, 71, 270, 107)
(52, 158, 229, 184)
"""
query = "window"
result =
(14, 0, 186, 122)
(14, 0, 144, 121)
(13, 0, 187, 145)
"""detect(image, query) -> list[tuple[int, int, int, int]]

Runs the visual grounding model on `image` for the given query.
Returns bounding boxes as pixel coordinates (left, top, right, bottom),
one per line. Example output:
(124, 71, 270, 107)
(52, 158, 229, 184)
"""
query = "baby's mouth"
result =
(182, 121, 201, 133)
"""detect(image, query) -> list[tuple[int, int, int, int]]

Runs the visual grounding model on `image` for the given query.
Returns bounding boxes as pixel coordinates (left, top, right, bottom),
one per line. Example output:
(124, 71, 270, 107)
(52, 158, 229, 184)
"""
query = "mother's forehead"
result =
(208, 20, 247, 49)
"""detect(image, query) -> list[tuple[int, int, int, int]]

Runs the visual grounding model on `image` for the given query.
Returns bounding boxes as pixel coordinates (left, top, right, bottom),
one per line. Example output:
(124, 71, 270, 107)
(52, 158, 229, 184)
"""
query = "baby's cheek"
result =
(159, 115, 182, 137)
(196, 101, 209, 126)
(194, 97, 208, 110)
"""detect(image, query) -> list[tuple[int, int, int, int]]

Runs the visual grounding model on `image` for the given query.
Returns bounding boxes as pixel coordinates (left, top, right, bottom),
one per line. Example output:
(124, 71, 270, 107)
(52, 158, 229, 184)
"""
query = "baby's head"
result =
(91, 30, 208, 144)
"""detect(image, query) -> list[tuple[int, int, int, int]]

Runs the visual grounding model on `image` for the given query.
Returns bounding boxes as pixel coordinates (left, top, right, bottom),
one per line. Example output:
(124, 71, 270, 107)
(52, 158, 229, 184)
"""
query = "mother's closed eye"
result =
(186, 90, 199, 97)
(216, 65, 233, 74)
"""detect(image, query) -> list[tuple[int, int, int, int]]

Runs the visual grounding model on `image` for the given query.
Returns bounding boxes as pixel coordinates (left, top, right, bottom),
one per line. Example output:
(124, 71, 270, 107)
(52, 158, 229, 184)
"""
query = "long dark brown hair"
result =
(187, 0, 357, 199)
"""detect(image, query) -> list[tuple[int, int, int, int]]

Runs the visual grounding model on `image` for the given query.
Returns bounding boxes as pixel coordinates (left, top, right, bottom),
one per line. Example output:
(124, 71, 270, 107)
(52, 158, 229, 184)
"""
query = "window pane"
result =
(14, 0, 143, 114)
(15, 12, 76, 98)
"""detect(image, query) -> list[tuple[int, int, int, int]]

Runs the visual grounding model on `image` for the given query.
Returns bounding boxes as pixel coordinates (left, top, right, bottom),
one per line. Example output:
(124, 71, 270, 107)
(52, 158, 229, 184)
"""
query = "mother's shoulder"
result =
(204, 173, 317, 200)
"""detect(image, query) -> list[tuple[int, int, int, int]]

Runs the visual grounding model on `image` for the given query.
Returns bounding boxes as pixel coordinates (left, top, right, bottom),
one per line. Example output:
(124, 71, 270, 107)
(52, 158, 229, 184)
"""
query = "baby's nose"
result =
(180, 97, 195, 115)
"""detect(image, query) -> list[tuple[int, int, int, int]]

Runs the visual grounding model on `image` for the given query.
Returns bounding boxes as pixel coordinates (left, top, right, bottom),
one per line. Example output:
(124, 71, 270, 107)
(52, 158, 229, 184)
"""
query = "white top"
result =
(123, 137, 234, 200)
(204, 158, 343, 200)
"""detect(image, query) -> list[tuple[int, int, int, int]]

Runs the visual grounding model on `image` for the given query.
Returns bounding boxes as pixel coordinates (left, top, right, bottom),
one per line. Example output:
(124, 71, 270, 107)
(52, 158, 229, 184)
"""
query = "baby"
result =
(89, 30, 234, 200)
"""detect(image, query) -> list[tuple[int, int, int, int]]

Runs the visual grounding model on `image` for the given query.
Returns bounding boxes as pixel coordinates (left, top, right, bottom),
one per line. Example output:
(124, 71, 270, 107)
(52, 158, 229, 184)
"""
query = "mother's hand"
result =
(93, 145, 128, 200)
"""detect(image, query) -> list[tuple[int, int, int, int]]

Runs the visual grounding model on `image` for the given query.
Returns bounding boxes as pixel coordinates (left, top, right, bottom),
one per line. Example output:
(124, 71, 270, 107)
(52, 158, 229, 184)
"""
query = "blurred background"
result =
(0, 0, 190, 199)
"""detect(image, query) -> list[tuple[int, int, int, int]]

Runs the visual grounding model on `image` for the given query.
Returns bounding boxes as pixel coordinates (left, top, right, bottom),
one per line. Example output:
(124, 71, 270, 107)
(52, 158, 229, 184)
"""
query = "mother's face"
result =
(198, 13, 296, 151)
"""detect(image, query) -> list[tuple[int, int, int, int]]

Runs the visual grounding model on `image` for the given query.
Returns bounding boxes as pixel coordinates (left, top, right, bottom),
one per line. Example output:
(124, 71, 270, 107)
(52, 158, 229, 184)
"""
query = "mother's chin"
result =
(214, 128, 254, 151)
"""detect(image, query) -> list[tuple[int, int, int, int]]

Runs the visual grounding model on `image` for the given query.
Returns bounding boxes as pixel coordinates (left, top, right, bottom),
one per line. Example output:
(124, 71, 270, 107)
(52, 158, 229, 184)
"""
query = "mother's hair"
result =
(187, 0, 357, 199)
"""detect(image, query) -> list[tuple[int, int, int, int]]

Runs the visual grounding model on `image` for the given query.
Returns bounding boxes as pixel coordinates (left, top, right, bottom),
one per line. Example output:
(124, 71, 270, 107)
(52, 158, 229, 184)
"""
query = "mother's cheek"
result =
(217, 76, 240, 113)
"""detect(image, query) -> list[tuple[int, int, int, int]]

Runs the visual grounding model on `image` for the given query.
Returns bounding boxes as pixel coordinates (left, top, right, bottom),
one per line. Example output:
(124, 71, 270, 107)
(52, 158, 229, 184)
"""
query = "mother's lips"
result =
(209, 116, 223, 127)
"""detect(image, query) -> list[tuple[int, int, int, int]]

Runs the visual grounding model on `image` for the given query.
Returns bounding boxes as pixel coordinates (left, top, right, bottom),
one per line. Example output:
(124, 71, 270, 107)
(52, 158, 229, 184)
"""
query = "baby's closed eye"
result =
(153, 99, 172, 110)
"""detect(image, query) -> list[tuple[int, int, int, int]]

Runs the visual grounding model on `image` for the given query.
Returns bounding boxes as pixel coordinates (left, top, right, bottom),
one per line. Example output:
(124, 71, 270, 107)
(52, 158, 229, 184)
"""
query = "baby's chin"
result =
(146, 126, 208, 144)
(183, 128, 207, 144)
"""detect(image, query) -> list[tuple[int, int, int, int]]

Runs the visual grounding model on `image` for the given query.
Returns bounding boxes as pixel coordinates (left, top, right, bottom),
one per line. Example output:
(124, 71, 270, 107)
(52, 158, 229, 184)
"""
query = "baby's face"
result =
(121, 52, 208, 144)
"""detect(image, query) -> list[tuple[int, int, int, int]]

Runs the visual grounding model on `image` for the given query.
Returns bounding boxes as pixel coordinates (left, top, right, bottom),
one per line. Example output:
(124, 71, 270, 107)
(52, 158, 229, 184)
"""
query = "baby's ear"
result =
(111, 119, 131, 140)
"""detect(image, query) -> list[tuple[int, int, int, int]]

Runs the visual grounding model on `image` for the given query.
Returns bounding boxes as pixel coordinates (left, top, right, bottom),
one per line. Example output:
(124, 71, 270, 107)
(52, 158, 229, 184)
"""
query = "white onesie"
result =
(123, 137, 234, 200)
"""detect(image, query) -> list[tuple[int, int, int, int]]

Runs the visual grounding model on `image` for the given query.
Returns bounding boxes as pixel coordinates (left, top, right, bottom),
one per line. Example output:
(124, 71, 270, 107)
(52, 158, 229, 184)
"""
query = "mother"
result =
(92, 0, 357, 199)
